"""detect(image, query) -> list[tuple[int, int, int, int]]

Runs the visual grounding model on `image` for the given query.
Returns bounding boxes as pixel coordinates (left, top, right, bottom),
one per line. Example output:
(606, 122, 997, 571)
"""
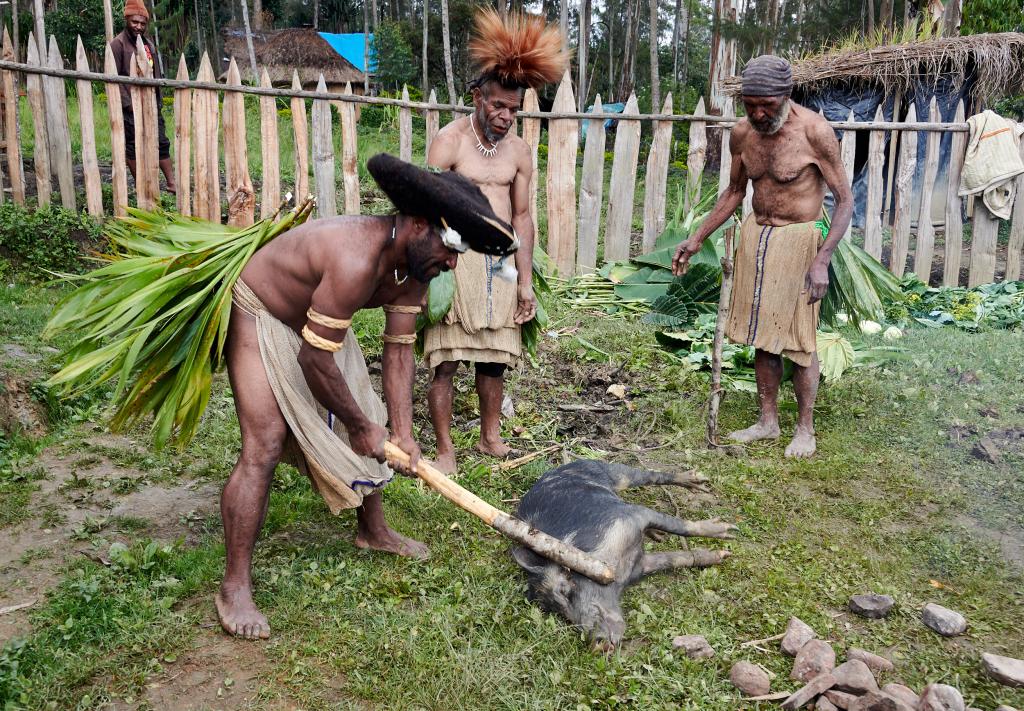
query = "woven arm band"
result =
(302, 325, 344, 352)
(382, 333, 417, 345)
(383, 304, 422, 314)
(307, 308, 352, 330)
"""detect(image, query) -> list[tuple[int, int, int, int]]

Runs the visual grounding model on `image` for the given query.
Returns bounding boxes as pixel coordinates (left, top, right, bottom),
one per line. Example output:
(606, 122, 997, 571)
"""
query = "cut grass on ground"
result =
(1, 275, 1023, 709)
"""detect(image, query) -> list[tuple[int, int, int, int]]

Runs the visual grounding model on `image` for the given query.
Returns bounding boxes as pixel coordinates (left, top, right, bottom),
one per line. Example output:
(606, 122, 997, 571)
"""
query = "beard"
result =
(406, 232, 441, 283)
(476, 109, 507, 144)
(752, 99, 791, 135)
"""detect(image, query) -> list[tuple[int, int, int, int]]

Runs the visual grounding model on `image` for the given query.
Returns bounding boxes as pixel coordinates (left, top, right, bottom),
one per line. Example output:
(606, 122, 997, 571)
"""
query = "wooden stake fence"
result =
(2, 47, 1021, 289)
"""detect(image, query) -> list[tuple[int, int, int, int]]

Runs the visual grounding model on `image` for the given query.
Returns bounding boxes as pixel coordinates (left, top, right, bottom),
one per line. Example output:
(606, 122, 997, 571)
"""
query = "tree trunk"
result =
(32, 0, 45, 57)
(441, 0, 456, 102)
(371, 0, 380, 34)
(649, 0, 660, 110)
(313, 0, 319, 30)
(151, 1, 165, 76)
(240, 0, 257, 79)
(682, 0, 692, 86)
(252, 0, 263, 30)
(422, 0, 429, 96)
(671, 0, 682, 87)
(942, 0, 962, 35)
(498, 0, 506, 18)
(578, 0, 590, 110)
(607, 18, 614, 100)
(617, 0, 638, 100)
(12, 0, 20, 61)
(560, 0, 568, 51)
(865, 0, 875, 35)
(878, 0, 892, 31)
(208, 0, 220, 72)
(708, 0, 737, 116)
(363, 0, 371, 92)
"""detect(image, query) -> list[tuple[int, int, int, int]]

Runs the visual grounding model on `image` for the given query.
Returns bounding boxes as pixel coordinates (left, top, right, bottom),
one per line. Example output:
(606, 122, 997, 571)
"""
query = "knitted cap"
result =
(124, 0, 150, 20)
(741, 55, 793, 97)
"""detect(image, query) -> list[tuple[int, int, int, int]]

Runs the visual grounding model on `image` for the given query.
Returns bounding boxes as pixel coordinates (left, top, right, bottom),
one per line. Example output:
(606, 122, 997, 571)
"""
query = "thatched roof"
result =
(725, 32, 1024, 103)
(221, 28, 365, 87)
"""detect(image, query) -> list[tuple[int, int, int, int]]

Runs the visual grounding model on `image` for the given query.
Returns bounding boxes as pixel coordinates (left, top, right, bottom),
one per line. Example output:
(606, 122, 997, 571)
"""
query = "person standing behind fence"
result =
(108, 0, 176, 194)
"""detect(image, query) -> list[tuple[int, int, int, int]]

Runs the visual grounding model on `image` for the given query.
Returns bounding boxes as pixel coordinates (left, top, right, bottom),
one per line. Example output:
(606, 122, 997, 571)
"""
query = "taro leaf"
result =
(613, 282, 672, 303)
(424, 269, 455, 325)
(601, 261, 639, 283)
(816, 331, 855, 383)
(621, 266, 657, 284)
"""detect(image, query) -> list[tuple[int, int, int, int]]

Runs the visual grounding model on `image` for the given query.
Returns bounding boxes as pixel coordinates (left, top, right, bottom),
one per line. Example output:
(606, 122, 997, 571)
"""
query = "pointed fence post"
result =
(132, 35, 159, 209)
(174, 55, 192, 216)
(339, 82, 360, 215)
(943, 101, 967, 286)
(606, 93, 642, 262)
(969, 203, 999, 286)
(399, 85, 412, 162)
(521, 88, 541, 232)
(290, 71, 309, 201)
(25, 33, 51, 206)
(425, 88, 440, 160)
(545, 71, 578, 275)
(224, 58, 255, 226)
(1006, 132, 1024, 282)
(311, 75, 336, 217)
(45, 36, 75, 210)
(864, 105, 886, 259)
(75, 37, 102, 217)
(642, 93, 673, 253)
(259, 68, 279, 219)
(717, 103, 735, 198)
(840, 110, 855, 243)
(2, 29, 25, 204)
(192, 53, 220, 222)
(684, 97, 707, 212)
(890, 105, 917, 277)
(577, 95, 607, 273)
(914, 97, 940, 283)
(104, 44, 128, 216)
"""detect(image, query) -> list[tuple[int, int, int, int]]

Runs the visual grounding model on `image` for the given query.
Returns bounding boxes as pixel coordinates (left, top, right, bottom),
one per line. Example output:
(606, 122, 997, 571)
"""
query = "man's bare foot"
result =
(476, 438, 511, 458)
(728, 420, 781, 443)
(434, 448, 457, 475)
(355, 526, 430, 560)
(215, 585, 270, 640)
(784, 428, 816, 459)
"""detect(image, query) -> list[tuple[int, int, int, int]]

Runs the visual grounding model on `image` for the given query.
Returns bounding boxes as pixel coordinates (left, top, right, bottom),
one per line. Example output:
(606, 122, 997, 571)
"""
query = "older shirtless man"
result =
(218, 155, 516, 639)
(672, 56, 853, 458)
(424, 10, 568, 473)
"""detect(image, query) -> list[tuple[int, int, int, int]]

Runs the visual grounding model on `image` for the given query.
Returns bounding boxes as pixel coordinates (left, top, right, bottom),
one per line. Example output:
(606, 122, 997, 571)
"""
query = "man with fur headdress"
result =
(424, 10, 569, 473)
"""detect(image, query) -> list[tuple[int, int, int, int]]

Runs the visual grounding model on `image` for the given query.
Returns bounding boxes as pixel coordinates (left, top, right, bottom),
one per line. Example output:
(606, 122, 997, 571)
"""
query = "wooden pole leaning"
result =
(706, 222, 736, 447)
(383, 442, 616, 585)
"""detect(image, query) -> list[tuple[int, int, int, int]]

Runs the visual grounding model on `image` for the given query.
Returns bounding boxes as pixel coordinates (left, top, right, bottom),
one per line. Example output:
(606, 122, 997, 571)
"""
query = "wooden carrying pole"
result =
(707, 223, 736, 447)
(383, 442, 615, 585)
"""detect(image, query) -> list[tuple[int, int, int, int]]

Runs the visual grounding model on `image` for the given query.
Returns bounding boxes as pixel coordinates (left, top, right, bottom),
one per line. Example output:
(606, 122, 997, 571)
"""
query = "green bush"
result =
(0, 203, 103, 274)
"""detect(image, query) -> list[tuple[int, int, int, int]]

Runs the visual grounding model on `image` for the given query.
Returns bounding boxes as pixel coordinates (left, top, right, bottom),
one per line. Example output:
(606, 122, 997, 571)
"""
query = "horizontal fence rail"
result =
(0, 36, 1020, 290)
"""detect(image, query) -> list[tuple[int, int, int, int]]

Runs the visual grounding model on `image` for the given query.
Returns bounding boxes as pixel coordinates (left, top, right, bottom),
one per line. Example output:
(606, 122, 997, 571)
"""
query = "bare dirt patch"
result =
(0, 375, 48, 437)
(0, 432, 220, 645)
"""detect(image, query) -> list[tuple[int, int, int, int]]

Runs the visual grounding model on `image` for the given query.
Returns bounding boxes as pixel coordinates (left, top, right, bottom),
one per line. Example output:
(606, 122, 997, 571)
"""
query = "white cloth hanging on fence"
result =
(959, 110, 1024, 220)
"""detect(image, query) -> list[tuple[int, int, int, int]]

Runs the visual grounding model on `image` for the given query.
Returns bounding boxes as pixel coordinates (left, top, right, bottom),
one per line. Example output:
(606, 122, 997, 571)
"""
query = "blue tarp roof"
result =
(319, 33, 376, 73)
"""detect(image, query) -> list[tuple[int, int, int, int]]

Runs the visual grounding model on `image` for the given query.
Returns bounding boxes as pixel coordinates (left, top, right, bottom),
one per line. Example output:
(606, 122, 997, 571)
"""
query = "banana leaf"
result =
(44, 200, 314, 450)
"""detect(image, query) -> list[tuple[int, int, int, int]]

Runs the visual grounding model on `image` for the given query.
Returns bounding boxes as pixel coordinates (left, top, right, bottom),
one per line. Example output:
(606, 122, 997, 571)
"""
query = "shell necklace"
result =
(390, 217, 408, 285)
(470, 114, 498, 158)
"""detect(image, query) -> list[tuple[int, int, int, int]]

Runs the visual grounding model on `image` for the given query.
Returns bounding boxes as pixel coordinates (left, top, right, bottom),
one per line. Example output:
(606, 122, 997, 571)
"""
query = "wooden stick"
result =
(174, 55, 193, 217)
(606, 92, 642, 261)
(45, 36, 75, 211)
(0, 599, 36, 616)
(521, 88, 541, 233)
(943, 101, 967, 286)
(914, 96, 940, 283)
(25, 33, 50, 206)
(498, 444, 561, 471)
(224, 58, 255, 227)
(338, 82, 360, 215)
(707, 224, 736, 447)
(311, 75, 336, 217)
(424, 88, 440, 159)
(546, 71, 578, 276)
(384, 442, 615, 584)
(399, 85, 412, 162)
(684, 97, 707, 212)
(740, 631, 785, 648)
(2, 29, 25, 204)
(642, 93, 674, 254)
(740, 691, 791, 702)
(290, 71, 309, 202)
(258, 67, 279, 220)
(104, 44, 128, 216)
(577, 95, 606, 273)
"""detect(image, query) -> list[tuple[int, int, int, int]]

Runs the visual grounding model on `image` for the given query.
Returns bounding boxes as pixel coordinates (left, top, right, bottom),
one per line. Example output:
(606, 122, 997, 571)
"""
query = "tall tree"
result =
(708, 0, 737, 116)
(313, 0, 320, 30)
(617, 0, 639, 100)
(649, 0, 660, 109)
(560, 0, 568, 50)
(252, 0, 263, 30)
(422, 0, 429, 95)
(440, 0, 455, 101)
(671, 0, 682, 87)
(240, 0, 257, 78)
(578, 0, 591, 110)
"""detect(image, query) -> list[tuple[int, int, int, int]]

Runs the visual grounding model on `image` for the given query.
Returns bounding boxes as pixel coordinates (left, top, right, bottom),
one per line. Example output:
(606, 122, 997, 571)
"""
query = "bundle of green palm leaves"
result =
(44, 199, 314, 450)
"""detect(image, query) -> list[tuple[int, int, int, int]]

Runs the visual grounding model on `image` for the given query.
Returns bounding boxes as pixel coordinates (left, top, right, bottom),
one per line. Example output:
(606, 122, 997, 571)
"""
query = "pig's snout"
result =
(579, 601, 626, 651)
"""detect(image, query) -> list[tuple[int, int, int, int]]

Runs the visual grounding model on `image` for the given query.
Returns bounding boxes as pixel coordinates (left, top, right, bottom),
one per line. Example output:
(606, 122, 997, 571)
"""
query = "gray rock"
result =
(730, 661, 771, 697)
(782, 616, 817, 657)
(671, 634, 715, 660)
(995, 706, 1020, 711)
(826, 690, 860, 709)
(881, 684, 919, 709)
(982, 653, 1024, 687)
(848, 648, 895, 673)
(971, 436, 1001, 463)
(2, 344, 40, 362)
(783, 673, 837, 711)
(818, 697, 840, 711)
(833, 659, 880, 694)
(919, 684, 965, 711)
(849, 594, 895, 619)
(792, 639, 837, 682)
(921, 603, 968, 637)
(850, 692, 914, 711)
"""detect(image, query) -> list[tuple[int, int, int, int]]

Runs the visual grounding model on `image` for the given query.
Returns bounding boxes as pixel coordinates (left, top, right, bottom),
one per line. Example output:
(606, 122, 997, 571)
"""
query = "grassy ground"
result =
(1, 268, 1023, 710)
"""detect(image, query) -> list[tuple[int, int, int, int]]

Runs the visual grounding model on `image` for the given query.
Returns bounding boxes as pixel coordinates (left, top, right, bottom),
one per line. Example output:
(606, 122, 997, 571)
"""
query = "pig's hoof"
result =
(696, 517, 739, 539)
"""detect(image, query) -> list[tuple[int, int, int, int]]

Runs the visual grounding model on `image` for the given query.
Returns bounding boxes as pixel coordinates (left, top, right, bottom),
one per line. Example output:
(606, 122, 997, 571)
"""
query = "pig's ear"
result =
(511, 546, 548, 575)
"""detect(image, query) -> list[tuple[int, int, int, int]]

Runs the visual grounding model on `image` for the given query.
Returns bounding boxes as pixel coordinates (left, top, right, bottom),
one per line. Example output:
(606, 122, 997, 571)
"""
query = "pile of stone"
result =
(721, 598, 1024, 710)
